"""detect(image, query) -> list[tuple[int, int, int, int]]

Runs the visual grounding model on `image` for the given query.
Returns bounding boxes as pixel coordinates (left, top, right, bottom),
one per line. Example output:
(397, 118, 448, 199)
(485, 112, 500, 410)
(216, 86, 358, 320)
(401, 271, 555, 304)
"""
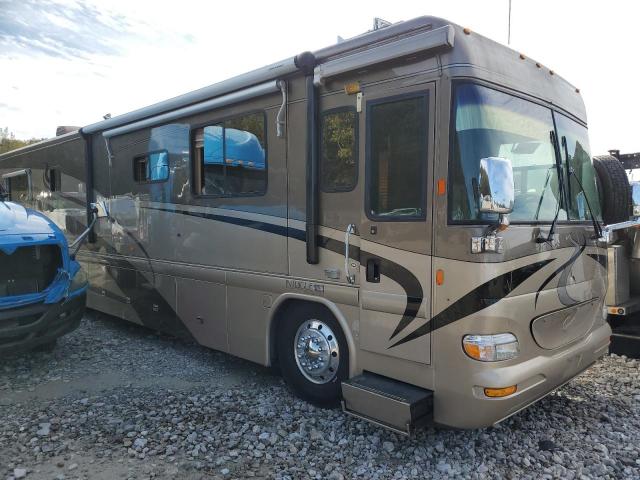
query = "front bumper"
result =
(0, 290, 86, 355)
(434, 322, 611, 429)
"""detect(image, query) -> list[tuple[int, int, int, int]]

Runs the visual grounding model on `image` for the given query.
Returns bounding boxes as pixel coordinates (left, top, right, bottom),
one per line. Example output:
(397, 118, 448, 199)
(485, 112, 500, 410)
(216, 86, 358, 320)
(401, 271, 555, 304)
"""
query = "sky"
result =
(0, 0, 638, 155)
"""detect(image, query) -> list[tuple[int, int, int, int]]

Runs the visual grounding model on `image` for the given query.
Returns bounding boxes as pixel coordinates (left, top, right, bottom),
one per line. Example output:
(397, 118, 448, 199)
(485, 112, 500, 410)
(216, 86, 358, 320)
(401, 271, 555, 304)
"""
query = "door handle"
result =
(366, 258, 380, 283)
(344, 224, 356, 284)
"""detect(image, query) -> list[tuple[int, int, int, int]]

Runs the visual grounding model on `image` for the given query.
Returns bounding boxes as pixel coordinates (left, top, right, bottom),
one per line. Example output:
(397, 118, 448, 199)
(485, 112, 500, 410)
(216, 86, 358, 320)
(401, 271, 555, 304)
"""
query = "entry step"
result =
(341, 372, 433, 436)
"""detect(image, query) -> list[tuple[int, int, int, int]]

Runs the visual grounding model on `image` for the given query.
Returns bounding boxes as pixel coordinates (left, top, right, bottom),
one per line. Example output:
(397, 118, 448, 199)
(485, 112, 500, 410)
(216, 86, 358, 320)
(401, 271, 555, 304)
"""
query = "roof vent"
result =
(56, 126, 80, 136)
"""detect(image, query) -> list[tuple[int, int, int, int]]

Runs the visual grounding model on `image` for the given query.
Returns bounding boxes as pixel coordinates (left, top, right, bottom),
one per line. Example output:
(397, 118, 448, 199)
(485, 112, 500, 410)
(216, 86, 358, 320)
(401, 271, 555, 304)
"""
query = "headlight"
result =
(462, 333, 519, 362)
(69, 268, 88, 292)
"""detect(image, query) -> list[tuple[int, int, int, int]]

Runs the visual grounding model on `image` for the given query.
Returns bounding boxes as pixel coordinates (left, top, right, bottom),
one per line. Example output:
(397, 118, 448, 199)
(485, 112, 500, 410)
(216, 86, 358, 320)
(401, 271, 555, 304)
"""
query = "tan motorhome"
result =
(0, 16, 611, 433)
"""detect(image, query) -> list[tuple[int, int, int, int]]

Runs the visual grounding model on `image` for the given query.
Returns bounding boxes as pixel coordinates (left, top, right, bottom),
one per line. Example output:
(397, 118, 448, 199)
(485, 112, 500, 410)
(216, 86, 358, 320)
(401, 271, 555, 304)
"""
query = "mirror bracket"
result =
(471, 233, 505, 254)
(471, 214, 508, 254)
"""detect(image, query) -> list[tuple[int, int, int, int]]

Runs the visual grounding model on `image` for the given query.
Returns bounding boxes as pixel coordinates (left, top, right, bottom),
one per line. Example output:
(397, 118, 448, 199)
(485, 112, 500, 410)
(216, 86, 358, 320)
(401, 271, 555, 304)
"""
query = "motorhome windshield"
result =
(449, 83, 600, 224)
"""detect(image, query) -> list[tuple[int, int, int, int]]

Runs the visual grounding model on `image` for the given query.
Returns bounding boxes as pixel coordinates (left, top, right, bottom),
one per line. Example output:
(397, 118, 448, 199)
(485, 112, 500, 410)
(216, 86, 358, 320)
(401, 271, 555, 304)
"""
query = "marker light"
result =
(462, 333, 519, 362)
(344, 82, 361, 95)
(484, 385, 517, 398)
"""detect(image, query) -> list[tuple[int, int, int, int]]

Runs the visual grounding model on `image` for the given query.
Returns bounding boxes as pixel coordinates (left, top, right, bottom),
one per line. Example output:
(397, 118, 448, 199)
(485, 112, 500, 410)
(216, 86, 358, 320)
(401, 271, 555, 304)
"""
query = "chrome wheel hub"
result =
(294, 320, 340, 384)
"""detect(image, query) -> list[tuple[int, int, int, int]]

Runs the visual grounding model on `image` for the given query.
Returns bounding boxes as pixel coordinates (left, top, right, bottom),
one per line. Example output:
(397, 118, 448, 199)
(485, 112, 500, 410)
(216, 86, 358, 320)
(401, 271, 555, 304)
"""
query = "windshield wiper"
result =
(536, 131, 566, 244)
(561, 135, 603, 239)
(534, 167, 553, 221)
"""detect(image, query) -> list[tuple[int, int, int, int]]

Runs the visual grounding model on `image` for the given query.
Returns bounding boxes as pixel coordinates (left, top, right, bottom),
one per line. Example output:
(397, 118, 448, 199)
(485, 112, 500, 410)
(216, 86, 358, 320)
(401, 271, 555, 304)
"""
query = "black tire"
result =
(276, 304, 349, 406)
(593, 155, 631, 224)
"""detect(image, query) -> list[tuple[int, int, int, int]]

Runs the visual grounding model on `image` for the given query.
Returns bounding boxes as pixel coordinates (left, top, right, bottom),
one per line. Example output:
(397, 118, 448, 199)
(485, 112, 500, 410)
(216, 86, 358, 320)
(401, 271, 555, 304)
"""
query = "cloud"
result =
(0, 0, 133, 59)
(0, 102, 20, 111)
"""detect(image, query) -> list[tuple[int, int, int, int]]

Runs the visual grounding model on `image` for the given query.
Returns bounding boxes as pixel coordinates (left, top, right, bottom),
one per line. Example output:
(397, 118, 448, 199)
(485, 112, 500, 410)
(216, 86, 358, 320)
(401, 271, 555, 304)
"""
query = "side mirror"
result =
(91, 200, 109, 219)
(478, 157, 515, 215)
(631, 182, 640, 218)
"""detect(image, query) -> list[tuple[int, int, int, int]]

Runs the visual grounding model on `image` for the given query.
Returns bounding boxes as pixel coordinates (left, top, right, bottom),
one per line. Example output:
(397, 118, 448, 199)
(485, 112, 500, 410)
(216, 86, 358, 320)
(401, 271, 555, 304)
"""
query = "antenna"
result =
(507, 0, 512, 45)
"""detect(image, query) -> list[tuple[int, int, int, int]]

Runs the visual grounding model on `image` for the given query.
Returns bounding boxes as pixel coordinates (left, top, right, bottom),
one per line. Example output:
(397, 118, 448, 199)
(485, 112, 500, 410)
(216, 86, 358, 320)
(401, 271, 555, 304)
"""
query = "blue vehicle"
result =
(0, 185, 93, 354)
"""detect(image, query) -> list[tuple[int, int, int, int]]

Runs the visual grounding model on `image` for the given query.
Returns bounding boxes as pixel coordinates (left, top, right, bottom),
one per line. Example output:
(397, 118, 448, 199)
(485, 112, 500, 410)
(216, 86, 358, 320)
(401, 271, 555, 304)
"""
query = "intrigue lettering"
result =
(286, 279, 325, 295)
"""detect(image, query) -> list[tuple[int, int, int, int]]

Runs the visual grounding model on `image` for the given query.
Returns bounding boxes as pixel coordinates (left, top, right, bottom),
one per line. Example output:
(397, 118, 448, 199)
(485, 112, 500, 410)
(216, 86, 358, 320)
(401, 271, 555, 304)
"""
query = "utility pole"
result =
(508, 0, 512, 45)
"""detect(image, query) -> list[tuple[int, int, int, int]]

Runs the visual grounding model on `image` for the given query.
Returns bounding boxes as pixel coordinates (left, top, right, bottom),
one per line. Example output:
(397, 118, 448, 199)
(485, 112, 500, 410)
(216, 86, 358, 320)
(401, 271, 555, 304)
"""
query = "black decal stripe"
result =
(587, 253, 607, 269)
(81, 231, 191, 338)
(122, 229, 156, 279)
(143, 206, 424, 339)
(534, 241, 586, 307)
(359, 252, 423, 340)
(389, 259, 553, 349)
(317, 237, 422, 339)
(318, 236, 361, 259)
(147, 206, 291, 237)
(91, 261, 193, 339)
(557, 240, 583, 306)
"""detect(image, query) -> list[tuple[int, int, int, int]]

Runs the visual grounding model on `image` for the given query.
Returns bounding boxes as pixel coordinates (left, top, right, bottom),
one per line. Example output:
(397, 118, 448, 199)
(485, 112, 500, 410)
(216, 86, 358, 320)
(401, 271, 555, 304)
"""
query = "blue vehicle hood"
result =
(0, 201, 82, 310)
(0, 201, 57, 237)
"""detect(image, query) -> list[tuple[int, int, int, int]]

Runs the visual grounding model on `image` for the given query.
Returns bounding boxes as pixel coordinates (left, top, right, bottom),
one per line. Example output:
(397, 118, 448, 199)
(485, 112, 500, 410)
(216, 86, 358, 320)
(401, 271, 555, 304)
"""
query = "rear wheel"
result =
(276, 304, 349, 406)
(593, 155, 631, 224)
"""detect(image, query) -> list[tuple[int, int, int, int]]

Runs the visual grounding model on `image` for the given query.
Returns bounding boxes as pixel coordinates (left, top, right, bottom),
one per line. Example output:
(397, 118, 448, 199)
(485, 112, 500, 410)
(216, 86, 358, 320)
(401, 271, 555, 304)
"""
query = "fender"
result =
(267, 292, 358, 378)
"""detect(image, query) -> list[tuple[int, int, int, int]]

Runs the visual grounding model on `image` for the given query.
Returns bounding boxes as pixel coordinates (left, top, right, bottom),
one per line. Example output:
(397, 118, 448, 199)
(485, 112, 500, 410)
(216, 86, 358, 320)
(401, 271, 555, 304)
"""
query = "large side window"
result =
(193, 112, 267, 197)
(133, 151, 169, 183)
(367, 95, 428, 219)
(321, 108, 358, 192)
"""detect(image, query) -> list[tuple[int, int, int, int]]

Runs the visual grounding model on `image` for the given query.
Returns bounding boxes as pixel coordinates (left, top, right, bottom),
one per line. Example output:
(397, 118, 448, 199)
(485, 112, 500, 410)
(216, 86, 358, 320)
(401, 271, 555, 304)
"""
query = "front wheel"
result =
(277, 304, 349, 406)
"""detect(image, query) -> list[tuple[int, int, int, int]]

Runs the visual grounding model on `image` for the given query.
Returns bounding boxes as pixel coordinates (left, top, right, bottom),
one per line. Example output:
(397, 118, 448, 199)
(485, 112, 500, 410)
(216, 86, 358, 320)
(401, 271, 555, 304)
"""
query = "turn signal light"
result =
(484, 385, 517, 398)
(462, 333, 519, 362)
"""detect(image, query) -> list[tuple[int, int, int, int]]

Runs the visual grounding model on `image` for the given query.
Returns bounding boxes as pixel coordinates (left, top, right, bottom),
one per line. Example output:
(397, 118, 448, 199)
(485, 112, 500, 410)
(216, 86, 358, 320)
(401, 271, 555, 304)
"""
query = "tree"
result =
(0, 127, 46, 154)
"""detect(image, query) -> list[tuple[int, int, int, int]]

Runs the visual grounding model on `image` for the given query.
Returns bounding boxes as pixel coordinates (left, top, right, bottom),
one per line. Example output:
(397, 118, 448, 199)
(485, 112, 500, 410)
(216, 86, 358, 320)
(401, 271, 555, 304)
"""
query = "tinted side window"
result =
(194, 112, 267, 196)
(133, 156, 148, 182)
(367, 95, 428, 219)
(46, 167, 60, 192)
(7, 174, 29, 203)
(133, 151, 169, 183)
(555, 113, 601, 221)
(321, 109, 357, 192)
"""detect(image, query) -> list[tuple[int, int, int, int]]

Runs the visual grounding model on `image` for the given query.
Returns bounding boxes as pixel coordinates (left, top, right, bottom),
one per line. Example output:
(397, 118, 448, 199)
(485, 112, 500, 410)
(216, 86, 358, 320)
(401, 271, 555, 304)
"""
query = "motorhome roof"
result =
(81, 16, 445, 136)
(82, 15, 584, 135)
(0, 14, 585, 159)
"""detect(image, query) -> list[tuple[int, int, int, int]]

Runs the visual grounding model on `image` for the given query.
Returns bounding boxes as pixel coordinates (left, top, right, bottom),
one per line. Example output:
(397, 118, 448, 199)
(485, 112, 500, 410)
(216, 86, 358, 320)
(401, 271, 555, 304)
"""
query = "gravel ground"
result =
(1, 312, 639, 480)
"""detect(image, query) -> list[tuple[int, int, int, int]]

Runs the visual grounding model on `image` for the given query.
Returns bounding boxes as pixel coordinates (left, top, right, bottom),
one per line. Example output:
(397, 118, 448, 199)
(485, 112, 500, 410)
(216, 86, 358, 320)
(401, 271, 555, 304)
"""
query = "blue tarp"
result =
(203, 127, 265, 170)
